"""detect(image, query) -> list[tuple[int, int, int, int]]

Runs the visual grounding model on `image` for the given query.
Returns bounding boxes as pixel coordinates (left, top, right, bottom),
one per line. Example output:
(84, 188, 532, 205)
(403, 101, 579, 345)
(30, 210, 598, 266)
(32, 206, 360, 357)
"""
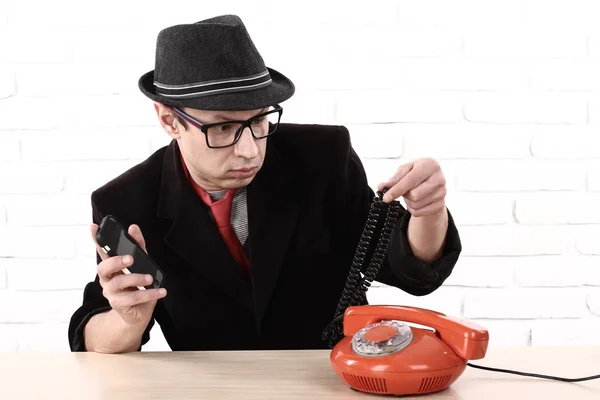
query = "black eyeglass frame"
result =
(171, 105, 283, 149)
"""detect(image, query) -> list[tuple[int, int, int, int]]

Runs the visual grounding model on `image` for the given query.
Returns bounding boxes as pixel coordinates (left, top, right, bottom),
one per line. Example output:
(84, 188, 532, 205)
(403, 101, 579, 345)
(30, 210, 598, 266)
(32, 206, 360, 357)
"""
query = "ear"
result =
(154, 102, 183, 140)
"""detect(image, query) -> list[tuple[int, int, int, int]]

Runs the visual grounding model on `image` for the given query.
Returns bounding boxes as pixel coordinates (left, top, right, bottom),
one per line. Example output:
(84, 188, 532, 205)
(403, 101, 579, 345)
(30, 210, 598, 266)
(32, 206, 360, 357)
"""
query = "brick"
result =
(0, 326, 18, 352)
(445, 192, 514, 226)
(526, 0, 594, 33)
(0, 267, 6, 289)
(332, 26, 461, 58)
(0, 323, 72, 352)
(531, 319, 600, 346)
(588, 171, 600, 191)
(367, 286, 463, 317)
(468, 320, 532, 347)
(142, 327, 170, 352)
(15, 64, 143, 97)
(0, 0, 7, 26)
(403, 123, 532, 159)
(458, 226, 570, 256)
(529, 60, 600, 91)
(583, 257, 600, 286)
(0, 163, 63, 194)
(72, 95, 156, 129)
(0, 227, 78, 258)
(62, 160, 141, 194)
(0, 137, 20, 162)
(20, 130, 151, 162)
(72, 27, 156, 65)
(277, 90, 336, 125)
(463, 27, 586, 58)
(5, 26, 73, 64)
(14, 323, 71, 352)
(463, 288, 586, 319)
(531, 128, 600, 158)
(0, 290, 83, 323)
(464, 92, 587, 124)
(4, 258, 95, 291)
(267, 0, 398, 26)
(443, 256, 514, 288)
(514, 255, 590, 287)
(381, 59, 528, 91)
(0, 66, 15, 98)
(587, 98, 600, 125)
(347, 124, 404, 159)
(337, 90, 462, 124)
(150, 134, 174, 154)
(74, 225, 102, 259)
(0, 98, 69, 130)
(5, 194, 90, 226)
(587, 291, 600, 316)
(576, 227, 600, 255)
(456, 160, 587, 192)
(515, 193, 600, 225)
(397, 0, 526, 28)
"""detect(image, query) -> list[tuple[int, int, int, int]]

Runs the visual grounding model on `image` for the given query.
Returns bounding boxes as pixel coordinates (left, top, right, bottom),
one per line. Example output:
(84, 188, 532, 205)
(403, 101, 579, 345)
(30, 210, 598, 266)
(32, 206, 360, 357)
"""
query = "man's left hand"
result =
(377, 157, 447, 218)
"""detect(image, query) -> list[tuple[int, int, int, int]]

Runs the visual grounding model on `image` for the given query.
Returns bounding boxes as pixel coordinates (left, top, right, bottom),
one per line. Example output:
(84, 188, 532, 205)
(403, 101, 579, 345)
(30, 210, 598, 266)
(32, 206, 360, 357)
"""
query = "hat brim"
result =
(138, 67, 295, 111)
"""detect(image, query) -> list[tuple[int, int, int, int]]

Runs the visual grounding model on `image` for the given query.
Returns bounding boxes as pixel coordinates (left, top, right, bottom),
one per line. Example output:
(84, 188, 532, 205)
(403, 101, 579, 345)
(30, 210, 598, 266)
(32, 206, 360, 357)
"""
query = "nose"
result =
(233, 127, 259, 159)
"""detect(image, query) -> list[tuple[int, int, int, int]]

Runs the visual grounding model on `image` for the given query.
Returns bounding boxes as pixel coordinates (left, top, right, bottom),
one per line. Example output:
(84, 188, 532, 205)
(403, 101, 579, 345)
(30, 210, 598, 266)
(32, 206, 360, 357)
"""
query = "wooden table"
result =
(1, 347, 599, 399)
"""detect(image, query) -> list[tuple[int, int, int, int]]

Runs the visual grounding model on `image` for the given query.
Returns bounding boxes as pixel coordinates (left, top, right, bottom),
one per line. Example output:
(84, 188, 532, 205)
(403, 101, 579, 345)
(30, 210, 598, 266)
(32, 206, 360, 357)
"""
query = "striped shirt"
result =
(207, 187, 249, 245)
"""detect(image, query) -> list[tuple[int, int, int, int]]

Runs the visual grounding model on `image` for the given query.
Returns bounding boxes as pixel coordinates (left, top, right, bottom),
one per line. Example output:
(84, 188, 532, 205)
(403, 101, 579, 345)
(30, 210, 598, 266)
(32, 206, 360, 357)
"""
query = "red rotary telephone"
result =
(329, 305, 489, 396)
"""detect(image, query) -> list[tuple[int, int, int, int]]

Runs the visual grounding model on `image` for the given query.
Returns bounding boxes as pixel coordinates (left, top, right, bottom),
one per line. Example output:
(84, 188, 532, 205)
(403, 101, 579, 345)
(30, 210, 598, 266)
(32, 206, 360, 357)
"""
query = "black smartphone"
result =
(95, 214, 164, 290)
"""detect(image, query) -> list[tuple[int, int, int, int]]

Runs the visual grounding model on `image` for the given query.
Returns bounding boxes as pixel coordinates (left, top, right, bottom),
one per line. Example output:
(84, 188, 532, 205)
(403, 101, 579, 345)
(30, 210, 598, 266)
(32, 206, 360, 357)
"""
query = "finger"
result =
(378, 162, 413, 193)
(406, 199, 446, 218)
(97, 255, 134, 281)
(128, 224, 147, 254)
(110, 288, 167, 309)
(404, 174, 445, 203)
(405, 186, 446, 211)
(91, 224, 110, 262)
(383, 167, 430, 203)
(105, 273, 155, 293)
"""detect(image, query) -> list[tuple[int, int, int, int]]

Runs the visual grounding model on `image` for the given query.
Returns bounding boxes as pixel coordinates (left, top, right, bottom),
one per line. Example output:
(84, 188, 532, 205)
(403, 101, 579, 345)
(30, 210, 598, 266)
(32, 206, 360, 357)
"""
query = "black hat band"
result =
(153, 70, 272, 99)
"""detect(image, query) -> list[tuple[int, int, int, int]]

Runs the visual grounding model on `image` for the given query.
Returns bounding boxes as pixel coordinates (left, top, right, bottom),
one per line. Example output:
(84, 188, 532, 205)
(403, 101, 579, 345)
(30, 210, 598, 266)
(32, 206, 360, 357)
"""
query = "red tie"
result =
(179, 153, 250, 275)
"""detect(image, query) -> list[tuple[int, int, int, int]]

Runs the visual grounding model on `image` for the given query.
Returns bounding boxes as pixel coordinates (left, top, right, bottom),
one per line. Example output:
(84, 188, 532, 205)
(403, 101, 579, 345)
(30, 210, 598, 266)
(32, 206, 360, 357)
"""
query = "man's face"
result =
(155, 103, 269, 191)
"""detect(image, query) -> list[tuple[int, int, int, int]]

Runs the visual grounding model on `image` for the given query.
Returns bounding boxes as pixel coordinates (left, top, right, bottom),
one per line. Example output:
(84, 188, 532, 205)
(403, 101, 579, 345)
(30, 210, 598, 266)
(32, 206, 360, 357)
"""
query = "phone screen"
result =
(99, 216, 164, 288)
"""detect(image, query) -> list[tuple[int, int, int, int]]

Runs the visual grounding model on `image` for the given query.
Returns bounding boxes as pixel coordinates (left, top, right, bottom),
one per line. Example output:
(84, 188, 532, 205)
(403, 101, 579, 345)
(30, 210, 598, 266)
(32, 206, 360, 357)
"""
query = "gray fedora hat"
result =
(138, 15, 295, 111)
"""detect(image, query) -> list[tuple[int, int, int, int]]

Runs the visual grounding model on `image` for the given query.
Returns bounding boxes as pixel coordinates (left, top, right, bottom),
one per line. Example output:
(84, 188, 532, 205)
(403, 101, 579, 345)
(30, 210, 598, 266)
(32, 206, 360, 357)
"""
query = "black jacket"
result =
(68, 123, 461, 351)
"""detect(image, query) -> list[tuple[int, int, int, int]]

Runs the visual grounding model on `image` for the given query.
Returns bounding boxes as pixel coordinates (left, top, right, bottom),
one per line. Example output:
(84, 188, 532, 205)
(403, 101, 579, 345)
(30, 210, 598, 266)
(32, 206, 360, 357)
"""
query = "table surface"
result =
(1, 346, 599, 399)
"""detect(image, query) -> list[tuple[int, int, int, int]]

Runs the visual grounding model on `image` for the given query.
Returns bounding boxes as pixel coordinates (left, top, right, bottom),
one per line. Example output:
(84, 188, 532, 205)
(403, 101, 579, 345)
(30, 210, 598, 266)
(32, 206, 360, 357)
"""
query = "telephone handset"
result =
(322, 189, 490, 396)
(329, 305, 489, 396)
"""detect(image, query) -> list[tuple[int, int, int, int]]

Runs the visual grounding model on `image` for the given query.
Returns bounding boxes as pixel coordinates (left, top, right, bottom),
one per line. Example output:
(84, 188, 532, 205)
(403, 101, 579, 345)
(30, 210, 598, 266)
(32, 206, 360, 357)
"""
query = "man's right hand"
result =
(91, 223, 167, 327)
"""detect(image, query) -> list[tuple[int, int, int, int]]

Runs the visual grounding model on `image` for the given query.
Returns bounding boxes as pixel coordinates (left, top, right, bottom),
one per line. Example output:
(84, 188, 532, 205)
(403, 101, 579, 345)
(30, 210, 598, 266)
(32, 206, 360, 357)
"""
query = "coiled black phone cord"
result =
(322, 188, 401, 348)
(320, 192, 600, 384)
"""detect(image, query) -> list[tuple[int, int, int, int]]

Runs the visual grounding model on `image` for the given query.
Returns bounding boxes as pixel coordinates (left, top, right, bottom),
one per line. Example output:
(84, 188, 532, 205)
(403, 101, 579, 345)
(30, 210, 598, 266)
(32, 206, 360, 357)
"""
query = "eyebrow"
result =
(213, 108, 269, 122)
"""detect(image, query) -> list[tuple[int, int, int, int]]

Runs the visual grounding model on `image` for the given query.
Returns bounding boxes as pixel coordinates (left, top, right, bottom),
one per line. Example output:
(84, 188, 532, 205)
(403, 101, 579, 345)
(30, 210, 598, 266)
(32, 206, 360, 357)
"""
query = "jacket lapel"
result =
(156, 141, 253, 311)
(246, 140, 300, 332)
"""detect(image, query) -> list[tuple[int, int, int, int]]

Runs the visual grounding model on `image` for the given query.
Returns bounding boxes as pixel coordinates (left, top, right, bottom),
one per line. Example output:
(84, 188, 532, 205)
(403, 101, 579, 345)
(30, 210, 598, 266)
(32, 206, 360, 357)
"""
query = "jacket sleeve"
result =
(334, 126, 462, 296)
(67, 196, 155, 352)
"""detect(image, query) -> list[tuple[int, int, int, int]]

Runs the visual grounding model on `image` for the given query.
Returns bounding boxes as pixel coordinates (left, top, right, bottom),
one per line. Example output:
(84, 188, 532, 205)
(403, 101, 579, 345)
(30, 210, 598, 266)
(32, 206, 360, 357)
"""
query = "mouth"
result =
(232, 167, 257, 173)
(229, 166, 258, 178)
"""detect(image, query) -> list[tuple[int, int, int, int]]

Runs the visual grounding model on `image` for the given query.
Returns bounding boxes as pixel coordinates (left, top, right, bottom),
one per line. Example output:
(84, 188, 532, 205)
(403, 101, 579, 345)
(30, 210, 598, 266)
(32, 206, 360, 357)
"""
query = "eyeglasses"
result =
(171, 105, 283, 148)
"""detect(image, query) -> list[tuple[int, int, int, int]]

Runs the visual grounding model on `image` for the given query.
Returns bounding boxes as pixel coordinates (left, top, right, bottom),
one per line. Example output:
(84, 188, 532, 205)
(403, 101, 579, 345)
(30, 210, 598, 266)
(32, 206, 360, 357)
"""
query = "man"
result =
(68, 15, 461, 354)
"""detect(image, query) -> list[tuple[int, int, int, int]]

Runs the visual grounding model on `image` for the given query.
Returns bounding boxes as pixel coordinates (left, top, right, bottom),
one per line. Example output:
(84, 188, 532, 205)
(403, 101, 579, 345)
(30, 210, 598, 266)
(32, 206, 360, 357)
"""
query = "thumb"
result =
(128, 224, 147, 254)
(378, 162, 413, 193)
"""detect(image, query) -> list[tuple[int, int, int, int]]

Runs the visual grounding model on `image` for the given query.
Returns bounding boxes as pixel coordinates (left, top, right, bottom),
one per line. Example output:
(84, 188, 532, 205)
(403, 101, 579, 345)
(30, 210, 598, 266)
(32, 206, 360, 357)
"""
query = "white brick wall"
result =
(1, 0, 600, 354)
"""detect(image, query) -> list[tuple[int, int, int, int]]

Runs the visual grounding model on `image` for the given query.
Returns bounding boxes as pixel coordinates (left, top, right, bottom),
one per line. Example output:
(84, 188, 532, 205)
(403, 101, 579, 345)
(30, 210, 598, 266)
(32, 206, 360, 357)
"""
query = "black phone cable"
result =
(322, 188, 401, 348)
(466, 362, 600, 382)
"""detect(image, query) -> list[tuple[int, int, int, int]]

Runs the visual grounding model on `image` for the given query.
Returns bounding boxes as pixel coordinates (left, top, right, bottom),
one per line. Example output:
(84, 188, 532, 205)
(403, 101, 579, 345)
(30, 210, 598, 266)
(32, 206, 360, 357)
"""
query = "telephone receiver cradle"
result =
(330, 305, 489, 396)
